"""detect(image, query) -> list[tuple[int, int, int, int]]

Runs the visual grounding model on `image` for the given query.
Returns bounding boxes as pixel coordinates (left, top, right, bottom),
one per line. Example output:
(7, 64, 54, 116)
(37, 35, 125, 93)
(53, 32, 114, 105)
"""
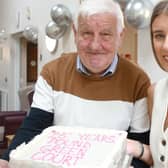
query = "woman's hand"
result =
(0, 159, 9, 168)
(126, 139, 153, 166)
(127, 139, 140, 157)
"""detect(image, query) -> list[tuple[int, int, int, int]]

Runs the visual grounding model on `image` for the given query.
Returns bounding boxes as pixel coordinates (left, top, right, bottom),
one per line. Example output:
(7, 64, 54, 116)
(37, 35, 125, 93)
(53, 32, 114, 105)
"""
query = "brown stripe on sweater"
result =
(41, 52, 150, 102)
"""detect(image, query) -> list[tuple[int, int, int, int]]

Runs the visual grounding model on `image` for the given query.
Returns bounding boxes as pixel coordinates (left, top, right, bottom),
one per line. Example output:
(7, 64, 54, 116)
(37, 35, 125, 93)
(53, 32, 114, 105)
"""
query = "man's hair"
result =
(73, 0, 124, 33)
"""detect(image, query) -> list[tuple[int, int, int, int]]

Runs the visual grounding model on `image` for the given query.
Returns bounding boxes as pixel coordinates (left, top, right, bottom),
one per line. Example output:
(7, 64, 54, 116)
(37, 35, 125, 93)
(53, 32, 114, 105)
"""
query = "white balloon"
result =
(45, 35, 58, 53)
(45, 21, 67, 39)
(124, 0, 153, 29)
(51, 4, 72, 26)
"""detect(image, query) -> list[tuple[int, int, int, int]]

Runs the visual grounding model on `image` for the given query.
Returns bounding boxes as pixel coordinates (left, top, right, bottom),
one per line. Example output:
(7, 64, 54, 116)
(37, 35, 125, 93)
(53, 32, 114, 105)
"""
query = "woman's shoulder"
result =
(147, 83, 155, 97)
(152, 77, 168, 93)
(147, 83, 156, 119)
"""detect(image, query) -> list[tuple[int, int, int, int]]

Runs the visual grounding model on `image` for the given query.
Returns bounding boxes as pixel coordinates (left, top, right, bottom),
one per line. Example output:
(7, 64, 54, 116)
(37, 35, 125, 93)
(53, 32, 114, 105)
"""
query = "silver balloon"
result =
(114, 0, 130, 9)
(45, 21, 67, 39)
(124, 0, 153, 29)
(23, 25, 38, 43)
(51, 4, 72, 26)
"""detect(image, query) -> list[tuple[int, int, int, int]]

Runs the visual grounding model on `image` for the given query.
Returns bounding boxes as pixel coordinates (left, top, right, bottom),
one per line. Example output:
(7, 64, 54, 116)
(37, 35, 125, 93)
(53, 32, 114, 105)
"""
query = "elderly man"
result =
(0, 0, 150, 167)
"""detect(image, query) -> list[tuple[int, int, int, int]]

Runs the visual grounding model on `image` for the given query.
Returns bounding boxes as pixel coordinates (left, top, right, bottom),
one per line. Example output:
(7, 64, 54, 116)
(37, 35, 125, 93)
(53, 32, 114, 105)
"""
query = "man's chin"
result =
(89, 67, 105, 75)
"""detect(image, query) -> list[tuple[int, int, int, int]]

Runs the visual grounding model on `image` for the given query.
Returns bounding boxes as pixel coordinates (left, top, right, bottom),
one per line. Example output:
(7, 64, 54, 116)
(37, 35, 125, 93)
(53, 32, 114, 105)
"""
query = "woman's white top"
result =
(150, 77, 168, 168)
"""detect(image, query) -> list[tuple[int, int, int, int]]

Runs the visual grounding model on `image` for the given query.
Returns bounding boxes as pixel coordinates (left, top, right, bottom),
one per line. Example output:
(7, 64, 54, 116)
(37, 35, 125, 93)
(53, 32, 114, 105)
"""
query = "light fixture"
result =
(0, 29, 8, 43)
(23, 25, 38, 44)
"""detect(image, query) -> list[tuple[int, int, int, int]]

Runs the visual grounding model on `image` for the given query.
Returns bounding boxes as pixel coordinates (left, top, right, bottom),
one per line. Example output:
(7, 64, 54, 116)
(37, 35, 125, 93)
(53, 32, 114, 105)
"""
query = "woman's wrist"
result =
(137, 141, 144, 159)
(126, 139, 144, 159)
(127, 139, 153, 166)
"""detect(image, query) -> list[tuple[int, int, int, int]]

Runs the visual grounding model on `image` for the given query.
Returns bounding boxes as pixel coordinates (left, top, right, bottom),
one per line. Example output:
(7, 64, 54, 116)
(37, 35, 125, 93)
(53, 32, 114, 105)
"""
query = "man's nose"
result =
(90, 35, 102, 50)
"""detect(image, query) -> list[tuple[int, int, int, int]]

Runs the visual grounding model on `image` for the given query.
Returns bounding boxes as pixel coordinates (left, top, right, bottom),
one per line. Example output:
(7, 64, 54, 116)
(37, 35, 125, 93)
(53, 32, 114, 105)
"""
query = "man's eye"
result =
(101, 33, 111, 36)
(83, 32, 92, 35)
(101, 33, 113, 41)
(81, 32, 92, 38)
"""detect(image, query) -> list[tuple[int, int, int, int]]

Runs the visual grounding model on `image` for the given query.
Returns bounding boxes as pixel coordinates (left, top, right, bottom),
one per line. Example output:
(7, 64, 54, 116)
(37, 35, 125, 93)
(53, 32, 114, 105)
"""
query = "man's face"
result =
(74, 13, 124, 75)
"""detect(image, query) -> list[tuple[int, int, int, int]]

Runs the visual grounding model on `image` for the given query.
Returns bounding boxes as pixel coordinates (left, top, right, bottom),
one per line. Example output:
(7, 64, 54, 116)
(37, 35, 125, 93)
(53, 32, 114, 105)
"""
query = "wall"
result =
(0, 0, 166, 110)
(137, 29, 167, 83)
(119, 23, 137, 62)
(0, 0, 78, 68)
(0, 44, 10, 110)
(137, 0, 167, 83)
(0, 0, 78, 110)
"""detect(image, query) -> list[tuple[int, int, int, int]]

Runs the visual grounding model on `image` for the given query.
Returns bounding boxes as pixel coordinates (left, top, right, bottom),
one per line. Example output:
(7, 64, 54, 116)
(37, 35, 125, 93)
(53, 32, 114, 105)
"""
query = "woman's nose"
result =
(162, 35, 168, 51)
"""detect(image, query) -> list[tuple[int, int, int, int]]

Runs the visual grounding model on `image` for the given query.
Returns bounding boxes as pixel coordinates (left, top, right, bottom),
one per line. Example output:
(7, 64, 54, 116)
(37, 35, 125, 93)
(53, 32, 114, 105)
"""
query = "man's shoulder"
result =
(118, 56, 149, 77)
(43, 52, 77, 70)
(40, 52, 78, 87)
(46, 52, 77, 65)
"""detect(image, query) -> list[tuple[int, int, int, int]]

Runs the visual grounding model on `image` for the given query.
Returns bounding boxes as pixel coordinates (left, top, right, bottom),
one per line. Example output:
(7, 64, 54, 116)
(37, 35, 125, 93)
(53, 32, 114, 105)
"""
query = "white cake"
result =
(9, 126, 131, 168)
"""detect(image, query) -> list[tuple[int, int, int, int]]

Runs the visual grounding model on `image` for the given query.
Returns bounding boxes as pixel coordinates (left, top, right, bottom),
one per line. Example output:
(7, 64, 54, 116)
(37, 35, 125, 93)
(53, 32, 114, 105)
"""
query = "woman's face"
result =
(152, 14, 168, 72)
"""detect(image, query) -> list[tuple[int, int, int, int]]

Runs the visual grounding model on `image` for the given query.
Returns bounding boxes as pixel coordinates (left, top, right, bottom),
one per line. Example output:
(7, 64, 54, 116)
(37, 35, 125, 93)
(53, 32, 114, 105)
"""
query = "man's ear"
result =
(118, 28, 125, 49)
(72, 24, 77, 33)
(72, 23, 77, 44)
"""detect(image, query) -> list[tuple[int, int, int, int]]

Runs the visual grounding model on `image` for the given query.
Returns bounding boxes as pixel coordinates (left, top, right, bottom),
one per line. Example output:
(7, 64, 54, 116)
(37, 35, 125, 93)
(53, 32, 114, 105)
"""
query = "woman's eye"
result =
(154, 34, 165, 40)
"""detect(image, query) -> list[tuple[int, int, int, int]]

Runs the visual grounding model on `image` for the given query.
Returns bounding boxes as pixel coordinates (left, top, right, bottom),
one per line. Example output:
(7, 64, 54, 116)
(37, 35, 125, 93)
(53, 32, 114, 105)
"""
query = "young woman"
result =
(148, 1, 168, 167)
(127, 1, 168, 167)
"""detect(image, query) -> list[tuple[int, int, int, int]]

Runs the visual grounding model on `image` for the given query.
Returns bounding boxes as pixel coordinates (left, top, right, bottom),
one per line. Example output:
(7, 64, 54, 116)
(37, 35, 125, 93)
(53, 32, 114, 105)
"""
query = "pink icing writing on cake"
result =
(31, 130, 123, 166)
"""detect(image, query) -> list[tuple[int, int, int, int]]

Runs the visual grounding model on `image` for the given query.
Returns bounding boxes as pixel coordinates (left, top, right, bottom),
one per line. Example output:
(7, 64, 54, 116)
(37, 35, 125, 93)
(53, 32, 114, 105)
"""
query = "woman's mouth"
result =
(163, 55, 168, 61)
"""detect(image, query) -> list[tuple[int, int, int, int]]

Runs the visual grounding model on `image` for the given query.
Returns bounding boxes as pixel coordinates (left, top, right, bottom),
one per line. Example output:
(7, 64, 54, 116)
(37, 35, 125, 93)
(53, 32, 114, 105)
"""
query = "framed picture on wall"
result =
(79, 0, 84, 4)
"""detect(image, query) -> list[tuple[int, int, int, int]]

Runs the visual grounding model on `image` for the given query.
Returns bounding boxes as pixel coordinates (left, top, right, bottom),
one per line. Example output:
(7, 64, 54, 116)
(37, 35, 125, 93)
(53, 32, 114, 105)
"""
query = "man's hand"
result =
(0, 159, 9, 168)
